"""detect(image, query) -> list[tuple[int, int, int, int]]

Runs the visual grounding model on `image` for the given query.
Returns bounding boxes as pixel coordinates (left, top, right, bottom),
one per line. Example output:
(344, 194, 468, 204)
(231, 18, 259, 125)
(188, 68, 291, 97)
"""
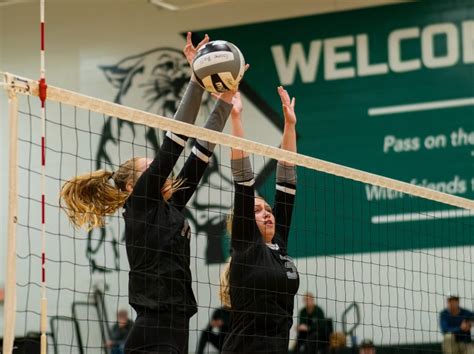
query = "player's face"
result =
(126, 157, 153, 192)
(254, 197, 275, 242)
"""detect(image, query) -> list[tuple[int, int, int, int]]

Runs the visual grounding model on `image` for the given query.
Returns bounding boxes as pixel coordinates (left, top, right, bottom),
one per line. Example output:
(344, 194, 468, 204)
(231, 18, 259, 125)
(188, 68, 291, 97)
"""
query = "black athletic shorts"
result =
(124, 308, 189, 354)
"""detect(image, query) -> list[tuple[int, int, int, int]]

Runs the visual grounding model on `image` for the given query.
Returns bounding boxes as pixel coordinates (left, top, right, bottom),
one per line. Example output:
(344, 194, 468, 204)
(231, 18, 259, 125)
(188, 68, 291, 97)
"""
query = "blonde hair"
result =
(60, 157, 183, 231)
(218, 211, 236, 308)
(219, 260, 231, 308)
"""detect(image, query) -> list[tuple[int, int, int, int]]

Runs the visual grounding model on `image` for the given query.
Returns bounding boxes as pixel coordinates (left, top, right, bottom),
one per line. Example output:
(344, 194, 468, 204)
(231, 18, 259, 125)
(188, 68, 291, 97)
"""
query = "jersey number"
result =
(280, 254, 298, 280)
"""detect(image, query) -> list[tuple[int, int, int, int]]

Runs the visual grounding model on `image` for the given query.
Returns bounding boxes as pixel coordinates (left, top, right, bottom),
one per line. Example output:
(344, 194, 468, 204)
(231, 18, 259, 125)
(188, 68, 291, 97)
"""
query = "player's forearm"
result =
(197, 99, 233, 152)
(173, 80, 204, 125)
(280, 122, 296, 166)
(230, 115, 248, 160)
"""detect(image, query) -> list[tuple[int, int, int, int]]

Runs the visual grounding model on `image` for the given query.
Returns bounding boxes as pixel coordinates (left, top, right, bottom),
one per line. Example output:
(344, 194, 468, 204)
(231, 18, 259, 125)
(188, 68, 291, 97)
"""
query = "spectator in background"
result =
(0, 287, 4, 303)
(196, 307, 230, 354)
(440, 294, 473, 354)
(293, 292, 332, 353)
(359, 339, 376, 354)
(107, 309, 133, 354)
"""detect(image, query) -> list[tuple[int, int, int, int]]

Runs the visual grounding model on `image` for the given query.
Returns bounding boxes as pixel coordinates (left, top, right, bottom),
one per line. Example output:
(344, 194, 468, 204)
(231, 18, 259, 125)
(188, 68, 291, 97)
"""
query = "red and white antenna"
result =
(39, 0, 48, 353)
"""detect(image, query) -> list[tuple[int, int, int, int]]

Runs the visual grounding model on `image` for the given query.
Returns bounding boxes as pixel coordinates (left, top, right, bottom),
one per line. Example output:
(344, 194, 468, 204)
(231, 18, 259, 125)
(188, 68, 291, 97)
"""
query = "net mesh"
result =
(5, 76, 474, 353)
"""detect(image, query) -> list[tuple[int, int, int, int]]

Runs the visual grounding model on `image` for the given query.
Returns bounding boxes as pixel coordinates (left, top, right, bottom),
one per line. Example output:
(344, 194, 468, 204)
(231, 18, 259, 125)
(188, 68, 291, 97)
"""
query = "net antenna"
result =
(39, 0, 48, 354)
(39, 0, 48, 353)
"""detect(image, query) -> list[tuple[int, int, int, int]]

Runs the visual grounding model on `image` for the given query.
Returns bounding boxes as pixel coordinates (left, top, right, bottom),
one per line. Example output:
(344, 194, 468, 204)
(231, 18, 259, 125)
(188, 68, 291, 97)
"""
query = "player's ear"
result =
(125, 180, 134, 193)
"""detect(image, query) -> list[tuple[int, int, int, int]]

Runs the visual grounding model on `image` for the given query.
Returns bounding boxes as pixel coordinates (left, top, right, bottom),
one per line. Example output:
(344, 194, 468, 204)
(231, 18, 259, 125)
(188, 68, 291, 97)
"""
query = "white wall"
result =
(3, 0, 452, 351)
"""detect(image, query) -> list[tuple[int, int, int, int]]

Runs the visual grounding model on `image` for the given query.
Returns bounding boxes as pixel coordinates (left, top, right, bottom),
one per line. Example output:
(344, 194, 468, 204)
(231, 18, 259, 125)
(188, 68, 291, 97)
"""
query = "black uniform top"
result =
(124, 135, 213, 318)
(222, 172, 300, 353)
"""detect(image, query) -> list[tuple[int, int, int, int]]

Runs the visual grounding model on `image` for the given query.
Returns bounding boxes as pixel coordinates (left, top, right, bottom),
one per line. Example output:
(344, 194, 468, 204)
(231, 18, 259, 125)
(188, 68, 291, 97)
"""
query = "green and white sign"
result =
(196, 0, 474, 257)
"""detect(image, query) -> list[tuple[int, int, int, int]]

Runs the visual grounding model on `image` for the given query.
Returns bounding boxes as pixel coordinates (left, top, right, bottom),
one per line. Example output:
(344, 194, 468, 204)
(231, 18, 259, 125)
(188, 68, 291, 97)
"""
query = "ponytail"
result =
(60, 169, 129, 231)
(61, 157, 186, 231)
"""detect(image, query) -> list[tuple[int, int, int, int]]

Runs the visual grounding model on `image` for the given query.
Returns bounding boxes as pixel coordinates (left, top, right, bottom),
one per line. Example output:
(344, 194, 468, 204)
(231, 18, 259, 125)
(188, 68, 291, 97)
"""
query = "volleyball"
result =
(192, 40, 245, 93)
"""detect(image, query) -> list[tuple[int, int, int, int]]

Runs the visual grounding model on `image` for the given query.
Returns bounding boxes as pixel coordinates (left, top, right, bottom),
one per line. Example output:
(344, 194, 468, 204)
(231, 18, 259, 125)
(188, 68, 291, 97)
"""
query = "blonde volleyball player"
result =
(61, 33, 237, 354)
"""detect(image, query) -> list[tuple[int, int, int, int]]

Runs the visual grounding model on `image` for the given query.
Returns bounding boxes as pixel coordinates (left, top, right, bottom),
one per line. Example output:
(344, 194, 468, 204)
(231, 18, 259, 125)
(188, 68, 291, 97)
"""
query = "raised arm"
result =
(229, 93, 259, 251)
(172, 64, 249, 209)
(230, 92, 247, 161)
(172, 90, 234, 210)
(278, 86, 297, 164)
(274, 86, 297, 249)
(131, 33, 209, 203)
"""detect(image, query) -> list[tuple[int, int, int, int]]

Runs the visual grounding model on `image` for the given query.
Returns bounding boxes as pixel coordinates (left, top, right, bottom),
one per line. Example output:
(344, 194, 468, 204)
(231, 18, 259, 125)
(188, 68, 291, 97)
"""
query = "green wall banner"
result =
(195, 1, 474, 257)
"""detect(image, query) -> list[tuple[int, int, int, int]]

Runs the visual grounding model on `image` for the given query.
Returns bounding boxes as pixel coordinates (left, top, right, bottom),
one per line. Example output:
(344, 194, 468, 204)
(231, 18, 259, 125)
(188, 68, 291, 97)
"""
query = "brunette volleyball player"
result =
(220, 87, 299, 353)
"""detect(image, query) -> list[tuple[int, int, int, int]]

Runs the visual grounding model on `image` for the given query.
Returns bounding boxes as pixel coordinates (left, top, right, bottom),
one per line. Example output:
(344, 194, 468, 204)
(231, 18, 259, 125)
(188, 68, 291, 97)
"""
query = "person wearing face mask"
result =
(220, 87, 299, 353)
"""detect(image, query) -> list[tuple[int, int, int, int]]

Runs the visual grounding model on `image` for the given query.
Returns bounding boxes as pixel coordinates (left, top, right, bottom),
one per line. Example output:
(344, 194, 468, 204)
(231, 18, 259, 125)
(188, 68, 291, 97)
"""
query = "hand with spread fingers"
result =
(183, 32, 209, 65)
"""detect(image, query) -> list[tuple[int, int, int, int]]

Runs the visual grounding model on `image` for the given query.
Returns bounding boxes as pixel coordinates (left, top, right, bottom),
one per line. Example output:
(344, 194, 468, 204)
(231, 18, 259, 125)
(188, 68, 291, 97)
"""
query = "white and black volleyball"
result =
(192, 40, 245, 93)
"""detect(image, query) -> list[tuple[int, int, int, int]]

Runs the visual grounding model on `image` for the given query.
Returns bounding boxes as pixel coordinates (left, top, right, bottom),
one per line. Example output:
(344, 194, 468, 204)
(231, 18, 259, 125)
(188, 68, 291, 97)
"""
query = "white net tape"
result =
(4, 72, 474, 211)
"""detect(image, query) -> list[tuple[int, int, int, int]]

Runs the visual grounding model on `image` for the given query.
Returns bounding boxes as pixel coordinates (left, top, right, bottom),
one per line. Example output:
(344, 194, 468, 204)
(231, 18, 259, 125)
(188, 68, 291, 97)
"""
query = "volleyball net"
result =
(2, 72, 474, 353)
